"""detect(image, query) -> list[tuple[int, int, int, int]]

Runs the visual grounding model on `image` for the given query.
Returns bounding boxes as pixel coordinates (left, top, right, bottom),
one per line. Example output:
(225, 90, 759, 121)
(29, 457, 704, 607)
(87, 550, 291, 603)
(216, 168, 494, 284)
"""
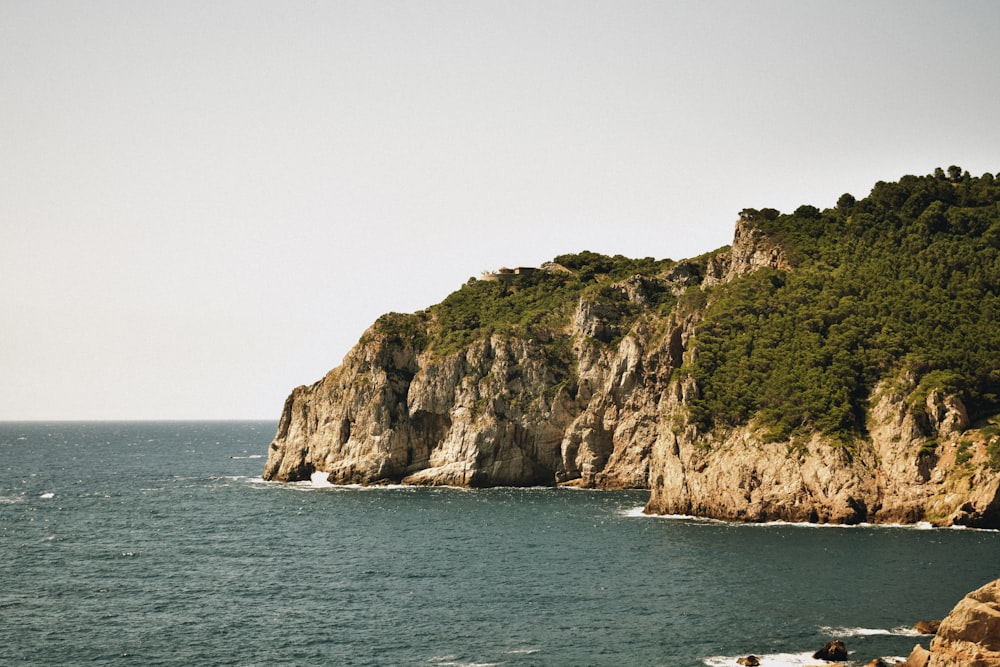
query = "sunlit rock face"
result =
(927, 578, 1000, 666)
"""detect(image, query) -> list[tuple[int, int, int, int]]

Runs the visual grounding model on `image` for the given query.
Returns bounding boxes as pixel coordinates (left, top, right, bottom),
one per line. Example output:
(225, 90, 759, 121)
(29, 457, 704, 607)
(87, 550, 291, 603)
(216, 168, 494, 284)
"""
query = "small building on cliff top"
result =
(480, 266, 539, 286)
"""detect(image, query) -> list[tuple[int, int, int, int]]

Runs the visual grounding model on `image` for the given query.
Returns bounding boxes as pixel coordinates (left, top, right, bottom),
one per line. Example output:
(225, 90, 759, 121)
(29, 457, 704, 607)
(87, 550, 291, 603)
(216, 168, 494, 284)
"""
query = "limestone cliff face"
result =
(264, 216, 1000, 527)
(263, 303, 681, 489)
(644, 379, 1000, 526)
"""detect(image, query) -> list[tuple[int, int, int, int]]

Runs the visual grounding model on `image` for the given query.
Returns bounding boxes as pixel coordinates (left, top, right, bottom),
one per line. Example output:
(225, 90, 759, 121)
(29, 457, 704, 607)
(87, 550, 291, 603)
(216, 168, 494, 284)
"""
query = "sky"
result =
(2, 1, 999, 421)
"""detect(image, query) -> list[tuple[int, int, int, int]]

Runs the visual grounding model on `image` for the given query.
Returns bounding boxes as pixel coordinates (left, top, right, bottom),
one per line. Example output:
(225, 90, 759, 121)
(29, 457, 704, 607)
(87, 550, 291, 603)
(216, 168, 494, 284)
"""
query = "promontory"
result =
(264, 167, 1000, 528)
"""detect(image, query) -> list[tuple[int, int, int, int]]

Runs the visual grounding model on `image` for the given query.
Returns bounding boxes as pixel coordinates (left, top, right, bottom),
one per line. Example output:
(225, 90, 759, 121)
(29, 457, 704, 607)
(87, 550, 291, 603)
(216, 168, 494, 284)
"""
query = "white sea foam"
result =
(39, 492, 55, 499)
(262, 476, 471, 493)
(706, 626, 926, 667)
(326, 482, 456, 491)
(891, 626, 925, 637)
(426, 654, 503, 667)
(308, 470, 334, 487)
(622, 506, 649, 518)
(703, 651, 819, 666)
(625, 509, 961, 531)
(230, 454, 263, 459)
(820, 625, 922, 638)
(622, 506, 708, 520)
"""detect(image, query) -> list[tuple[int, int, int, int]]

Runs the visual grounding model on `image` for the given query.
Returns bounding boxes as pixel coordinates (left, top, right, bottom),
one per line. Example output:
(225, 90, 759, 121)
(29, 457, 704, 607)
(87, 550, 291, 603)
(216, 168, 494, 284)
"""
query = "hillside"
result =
(264, 167, 1000, 527)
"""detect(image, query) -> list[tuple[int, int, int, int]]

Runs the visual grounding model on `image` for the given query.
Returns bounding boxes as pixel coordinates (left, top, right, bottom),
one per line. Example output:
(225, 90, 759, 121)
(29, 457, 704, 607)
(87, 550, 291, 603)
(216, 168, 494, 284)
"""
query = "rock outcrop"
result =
(914, 620, 942, 636)
(263, 206, 1000, 528)
(813, 640, 848, 661)
(927, 578, 1000, 666)
(901, 644, 931, 667)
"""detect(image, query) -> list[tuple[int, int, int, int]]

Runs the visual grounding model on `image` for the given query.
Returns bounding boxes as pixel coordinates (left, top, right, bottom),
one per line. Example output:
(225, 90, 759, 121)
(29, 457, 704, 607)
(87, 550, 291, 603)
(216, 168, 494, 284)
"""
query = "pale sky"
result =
(2, 1, 999, 420)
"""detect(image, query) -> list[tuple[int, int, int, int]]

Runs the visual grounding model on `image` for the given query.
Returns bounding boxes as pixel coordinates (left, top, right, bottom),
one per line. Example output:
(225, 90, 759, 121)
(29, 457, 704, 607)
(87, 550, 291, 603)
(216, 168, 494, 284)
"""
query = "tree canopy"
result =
(687, 168, 1000, 442)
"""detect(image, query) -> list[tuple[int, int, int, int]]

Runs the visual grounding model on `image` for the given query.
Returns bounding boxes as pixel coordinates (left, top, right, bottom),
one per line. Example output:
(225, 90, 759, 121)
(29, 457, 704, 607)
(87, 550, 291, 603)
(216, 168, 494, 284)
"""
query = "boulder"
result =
(928, 578, 1000, 666)
(914, 620, 941, 635)
(901, 644, 930, 667)
(736, 656, 760, 666)
(813, 640, 848, 661)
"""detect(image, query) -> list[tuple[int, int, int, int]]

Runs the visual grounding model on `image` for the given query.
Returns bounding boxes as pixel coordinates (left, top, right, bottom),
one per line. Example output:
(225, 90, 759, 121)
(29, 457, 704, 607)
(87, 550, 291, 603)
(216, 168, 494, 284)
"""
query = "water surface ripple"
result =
(2, 422, 998, 666)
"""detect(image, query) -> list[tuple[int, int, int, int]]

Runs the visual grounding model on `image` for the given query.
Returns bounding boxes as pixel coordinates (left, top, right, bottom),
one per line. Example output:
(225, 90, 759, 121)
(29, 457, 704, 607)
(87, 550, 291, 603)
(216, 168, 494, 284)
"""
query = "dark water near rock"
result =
(2, 422, 999, 666)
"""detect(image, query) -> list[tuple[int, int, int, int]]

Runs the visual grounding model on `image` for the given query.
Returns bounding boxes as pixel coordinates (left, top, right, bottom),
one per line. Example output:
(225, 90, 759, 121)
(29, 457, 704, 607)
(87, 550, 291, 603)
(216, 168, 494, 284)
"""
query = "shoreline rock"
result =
(913, 620, 941, 636)
(813, 640, 848, 661)
(891, 579, 1000, 666)
(927, 578, 1000, 666)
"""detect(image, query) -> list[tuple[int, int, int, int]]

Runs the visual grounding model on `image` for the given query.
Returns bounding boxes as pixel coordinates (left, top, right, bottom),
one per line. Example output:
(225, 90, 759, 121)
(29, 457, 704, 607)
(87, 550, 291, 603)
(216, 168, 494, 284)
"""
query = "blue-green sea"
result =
(2, 421, 999, 666)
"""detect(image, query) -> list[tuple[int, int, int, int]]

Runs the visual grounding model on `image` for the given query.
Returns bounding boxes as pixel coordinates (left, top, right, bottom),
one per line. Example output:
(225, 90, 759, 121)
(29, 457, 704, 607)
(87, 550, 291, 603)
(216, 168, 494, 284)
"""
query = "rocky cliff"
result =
(264, 171, 1000, 527)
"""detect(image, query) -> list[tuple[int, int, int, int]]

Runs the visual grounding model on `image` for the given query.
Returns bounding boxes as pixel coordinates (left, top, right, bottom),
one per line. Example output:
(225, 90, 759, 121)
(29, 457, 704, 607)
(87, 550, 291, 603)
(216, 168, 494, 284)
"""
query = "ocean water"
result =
(2, 422, 999, 667)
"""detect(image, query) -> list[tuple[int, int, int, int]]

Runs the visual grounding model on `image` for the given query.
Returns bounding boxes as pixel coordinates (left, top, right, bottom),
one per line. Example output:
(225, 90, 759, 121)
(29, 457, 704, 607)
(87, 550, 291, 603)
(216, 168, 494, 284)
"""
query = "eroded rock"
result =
(928, 578, 1000, 666)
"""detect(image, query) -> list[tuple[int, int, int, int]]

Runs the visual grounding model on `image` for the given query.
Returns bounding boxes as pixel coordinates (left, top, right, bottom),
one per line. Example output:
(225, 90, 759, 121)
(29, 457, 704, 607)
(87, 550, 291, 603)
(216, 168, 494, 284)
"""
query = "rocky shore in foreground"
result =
(732, 578, 1000, 666)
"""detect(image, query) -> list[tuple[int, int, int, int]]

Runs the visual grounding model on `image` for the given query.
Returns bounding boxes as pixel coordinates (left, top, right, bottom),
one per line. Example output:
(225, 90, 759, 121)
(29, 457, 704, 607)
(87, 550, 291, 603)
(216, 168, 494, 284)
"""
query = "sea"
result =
(2, 421, 999, 667)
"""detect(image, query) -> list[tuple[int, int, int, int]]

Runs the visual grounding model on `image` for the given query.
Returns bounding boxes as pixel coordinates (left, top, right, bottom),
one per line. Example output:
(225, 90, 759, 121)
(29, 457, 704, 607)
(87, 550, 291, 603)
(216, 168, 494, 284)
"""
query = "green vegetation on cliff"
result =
(400, 252, 676, 358)
(370, 167, 1000, 449)
(688, 168, 1000, 441)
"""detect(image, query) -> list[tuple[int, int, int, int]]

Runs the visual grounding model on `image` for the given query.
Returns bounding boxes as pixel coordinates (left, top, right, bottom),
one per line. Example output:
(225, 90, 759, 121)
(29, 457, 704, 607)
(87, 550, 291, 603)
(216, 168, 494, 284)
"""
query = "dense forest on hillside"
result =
(688, 167, 1000, 445)
(370, 167, 1000, 464)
